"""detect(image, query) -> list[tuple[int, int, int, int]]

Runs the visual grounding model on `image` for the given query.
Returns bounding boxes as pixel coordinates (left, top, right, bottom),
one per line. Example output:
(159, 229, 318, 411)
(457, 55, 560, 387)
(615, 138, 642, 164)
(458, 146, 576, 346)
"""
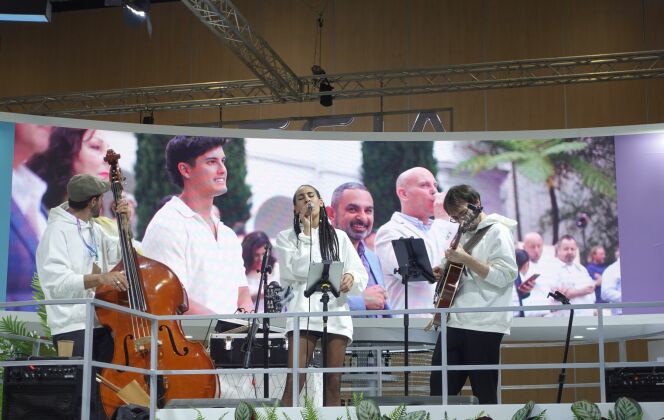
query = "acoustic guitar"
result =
(430, 204, 483, 327)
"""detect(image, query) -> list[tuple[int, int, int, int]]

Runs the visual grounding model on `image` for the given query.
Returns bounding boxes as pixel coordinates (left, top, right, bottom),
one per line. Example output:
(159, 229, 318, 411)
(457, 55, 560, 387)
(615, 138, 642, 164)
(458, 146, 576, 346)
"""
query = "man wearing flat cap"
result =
(36, 173, 129, 420)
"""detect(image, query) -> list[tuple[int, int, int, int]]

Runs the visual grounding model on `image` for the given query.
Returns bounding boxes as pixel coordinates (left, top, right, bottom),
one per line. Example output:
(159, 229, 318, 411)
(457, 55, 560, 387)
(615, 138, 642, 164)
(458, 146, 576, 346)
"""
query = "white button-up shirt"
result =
(142, 196, 248, 315)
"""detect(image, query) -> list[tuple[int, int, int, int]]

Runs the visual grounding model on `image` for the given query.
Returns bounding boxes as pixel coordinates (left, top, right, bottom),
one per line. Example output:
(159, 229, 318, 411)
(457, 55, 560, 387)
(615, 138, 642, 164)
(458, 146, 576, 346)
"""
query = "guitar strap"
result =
(462, 224, 492, 255)
(460, 224, 492, 276)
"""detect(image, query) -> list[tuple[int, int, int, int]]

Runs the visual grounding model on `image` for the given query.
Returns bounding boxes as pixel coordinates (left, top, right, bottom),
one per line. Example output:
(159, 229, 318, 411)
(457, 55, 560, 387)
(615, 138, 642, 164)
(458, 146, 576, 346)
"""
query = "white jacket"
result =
(446, 214, 518, 335)
(36, 204, 121, 335)
(275, 227, 367, 341)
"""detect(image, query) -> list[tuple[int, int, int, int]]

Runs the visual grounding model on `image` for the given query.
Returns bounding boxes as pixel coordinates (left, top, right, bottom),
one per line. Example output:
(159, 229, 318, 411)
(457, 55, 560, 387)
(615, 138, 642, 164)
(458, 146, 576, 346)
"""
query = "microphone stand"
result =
(243, 244, 272, 398)
(304, 261, 339, 407)
(549, 291, 573, 403)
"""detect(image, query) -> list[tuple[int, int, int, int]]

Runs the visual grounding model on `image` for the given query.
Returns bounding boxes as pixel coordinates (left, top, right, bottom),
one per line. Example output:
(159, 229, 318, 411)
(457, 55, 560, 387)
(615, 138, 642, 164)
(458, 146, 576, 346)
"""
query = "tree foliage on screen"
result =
(134, 133, 180, 240)
(456, 137, 616, 246)
(213, 138, 251, 234)
(361, 141, 437, 228)
(134, 135, 252, 239)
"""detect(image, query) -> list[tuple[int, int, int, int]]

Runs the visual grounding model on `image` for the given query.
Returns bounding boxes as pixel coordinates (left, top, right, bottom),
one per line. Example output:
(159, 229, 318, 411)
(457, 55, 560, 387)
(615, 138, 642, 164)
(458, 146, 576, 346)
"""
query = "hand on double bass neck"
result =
(111, 198, 130, 216)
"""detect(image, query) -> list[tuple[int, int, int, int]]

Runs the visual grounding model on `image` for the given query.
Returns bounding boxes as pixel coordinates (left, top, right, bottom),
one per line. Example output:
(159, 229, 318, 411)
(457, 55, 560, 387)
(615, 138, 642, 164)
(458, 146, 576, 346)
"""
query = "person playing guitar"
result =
(429, 184, 518, 405)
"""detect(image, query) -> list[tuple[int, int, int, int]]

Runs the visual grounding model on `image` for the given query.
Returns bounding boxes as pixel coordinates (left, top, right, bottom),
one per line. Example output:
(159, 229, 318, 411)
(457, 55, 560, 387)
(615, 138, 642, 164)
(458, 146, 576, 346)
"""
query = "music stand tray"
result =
(391, 238, 434, 283)
(305, 261, 344, 296)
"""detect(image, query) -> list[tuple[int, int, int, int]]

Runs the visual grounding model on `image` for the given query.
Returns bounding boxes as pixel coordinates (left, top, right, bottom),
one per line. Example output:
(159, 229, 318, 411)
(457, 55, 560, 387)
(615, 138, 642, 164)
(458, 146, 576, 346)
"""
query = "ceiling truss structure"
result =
(2, 50, 664, 117)
(179, 0, 301, 100)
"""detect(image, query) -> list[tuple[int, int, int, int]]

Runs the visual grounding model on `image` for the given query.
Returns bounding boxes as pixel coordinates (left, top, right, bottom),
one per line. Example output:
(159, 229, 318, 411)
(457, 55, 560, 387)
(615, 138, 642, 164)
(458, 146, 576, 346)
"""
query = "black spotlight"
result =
(141, 110, 154, 124)
(319, 78, 334, 107)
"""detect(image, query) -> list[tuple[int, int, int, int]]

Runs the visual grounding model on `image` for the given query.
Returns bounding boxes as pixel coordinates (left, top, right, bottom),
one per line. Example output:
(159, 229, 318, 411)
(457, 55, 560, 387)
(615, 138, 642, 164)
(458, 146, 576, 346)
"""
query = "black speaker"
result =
(2, 361, 84, 420)
(606, 367, 664, 402)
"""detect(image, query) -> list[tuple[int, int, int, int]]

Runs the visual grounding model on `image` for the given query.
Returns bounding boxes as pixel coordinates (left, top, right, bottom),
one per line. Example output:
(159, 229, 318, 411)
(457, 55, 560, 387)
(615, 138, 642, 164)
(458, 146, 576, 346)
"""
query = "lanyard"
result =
(76, 218, 98, 261)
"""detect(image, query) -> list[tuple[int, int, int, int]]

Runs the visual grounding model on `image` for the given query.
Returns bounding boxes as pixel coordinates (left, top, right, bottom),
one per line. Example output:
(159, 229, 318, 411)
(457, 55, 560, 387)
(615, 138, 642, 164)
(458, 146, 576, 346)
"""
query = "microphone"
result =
(548, 291, 570, 305)
(467, 203, 483, 212)
(305, 201, 314, 216)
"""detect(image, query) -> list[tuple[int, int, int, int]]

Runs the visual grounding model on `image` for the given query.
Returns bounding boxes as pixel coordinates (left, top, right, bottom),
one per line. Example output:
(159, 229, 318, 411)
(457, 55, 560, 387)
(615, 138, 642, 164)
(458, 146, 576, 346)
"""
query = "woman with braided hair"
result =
(275, 185, 367, 406)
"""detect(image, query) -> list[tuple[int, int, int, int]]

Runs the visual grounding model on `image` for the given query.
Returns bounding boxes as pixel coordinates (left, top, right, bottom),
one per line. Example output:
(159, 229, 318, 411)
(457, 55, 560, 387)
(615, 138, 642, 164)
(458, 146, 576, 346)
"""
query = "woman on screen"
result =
(241, 230, 280, 312)
(275, 184, 367, 406)
(27, 127, 111, 210)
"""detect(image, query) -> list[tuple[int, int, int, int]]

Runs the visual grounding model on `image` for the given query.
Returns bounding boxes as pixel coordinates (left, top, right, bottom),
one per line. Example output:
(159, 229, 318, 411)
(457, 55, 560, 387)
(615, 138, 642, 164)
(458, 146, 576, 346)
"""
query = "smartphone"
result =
(524, 273, 540, 284)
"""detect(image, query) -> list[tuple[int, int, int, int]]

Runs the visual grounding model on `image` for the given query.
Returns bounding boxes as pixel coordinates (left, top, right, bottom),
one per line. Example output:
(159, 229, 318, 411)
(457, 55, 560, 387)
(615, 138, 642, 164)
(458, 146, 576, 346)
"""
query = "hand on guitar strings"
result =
(444, 246, 470, 264)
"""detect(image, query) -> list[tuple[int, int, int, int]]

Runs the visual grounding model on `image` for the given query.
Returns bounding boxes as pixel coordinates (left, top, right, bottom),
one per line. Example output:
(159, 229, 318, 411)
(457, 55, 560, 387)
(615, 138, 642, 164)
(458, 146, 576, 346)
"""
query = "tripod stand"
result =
(242, 243, 273, 397)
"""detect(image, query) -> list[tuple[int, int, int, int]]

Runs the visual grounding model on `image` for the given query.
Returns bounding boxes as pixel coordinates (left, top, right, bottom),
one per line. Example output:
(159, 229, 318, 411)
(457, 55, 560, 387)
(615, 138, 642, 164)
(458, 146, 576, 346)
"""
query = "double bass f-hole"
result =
(159, 325, 189, 356)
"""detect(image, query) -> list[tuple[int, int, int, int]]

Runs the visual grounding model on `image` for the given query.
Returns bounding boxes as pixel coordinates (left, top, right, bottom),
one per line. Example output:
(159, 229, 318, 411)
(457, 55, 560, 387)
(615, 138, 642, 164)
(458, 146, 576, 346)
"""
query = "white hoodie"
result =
(36, 204, 121, 335)
(445, 213, 518, 335)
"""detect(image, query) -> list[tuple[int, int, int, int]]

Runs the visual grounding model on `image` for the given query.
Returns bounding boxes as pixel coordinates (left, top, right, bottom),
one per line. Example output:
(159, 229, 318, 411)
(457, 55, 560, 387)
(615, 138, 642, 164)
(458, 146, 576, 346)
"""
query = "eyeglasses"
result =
(449, 208, 469, 224)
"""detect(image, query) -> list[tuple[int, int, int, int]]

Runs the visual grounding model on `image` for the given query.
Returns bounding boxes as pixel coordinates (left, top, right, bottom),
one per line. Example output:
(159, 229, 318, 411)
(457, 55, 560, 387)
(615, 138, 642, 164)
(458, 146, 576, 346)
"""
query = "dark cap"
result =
(67, 174, 110, 202)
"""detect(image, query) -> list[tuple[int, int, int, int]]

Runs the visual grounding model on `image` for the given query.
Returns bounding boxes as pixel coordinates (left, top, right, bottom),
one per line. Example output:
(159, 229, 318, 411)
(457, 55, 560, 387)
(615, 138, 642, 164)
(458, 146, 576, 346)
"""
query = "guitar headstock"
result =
(459, 203, 482, 233)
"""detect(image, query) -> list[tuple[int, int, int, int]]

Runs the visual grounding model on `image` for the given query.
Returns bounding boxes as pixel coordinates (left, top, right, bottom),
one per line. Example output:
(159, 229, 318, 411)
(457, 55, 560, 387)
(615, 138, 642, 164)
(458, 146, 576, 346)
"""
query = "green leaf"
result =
(235, 401, 254, 420)
(540, 141, 588, 156)
(511, 401, 534, 420)
(516, 156, 555, 183)
(571, 400, 601, 420)
(403, 411, 429, 420)
(567, 156, 616, 198)
(386, 404, 406, 420)
(193, 407, 205, 420)
(31, 273, 54, 353)
(356, 399, 381, 420)
(614, 397, 642, 420)
(301, 396, 319, 420)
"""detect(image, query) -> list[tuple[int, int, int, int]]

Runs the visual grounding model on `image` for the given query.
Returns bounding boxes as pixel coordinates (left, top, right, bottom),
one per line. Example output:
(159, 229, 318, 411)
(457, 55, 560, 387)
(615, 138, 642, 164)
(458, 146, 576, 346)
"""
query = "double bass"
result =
(430, 203, 482, 327)
(96, 150, 218, 418)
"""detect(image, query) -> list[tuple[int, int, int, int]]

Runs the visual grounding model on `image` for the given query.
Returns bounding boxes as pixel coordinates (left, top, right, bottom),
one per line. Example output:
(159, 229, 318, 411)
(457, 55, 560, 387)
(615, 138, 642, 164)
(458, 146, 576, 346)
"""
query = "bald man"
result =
(374, 167, 456, 317)
(520, 232, 559, 317)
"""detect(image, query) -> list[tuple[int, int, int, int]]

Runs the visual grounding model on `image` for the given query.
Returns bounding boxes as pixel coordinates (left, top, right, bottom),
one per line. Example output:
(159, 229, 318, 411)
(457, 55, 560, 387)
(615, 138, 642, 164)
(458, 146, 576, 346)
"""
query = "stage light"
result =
(0, 0, 52, 23)
(140, 110, 154, 124)
(120, 0, 152, 35)
(312, 65, 334, 107)
(319, 78, 334, 107)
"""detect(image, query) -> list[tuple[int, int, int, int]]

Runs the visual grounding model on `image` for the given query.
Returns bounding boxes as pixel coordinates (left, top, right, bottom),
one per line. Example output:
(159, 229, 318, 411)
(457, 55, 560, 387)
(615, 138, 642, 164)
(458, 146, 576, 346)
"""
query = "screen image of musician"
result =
(274, 184, 367, 406)
(36, 174, 129, 420)
(430, 184, 518, 405)
(141, 135, 253, 315)
(328, 182, 391, 317)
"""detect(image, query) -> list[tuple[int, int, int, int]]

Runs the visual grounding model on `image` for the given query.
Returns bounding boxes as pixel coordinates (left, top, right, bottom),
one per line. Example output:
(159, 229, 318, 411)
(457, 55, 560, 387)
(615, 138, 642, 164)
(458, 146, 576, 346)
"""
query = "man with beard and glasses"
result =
(329, 182, 391, 317)
(374, 167, 456, 317)
(36, 174, 129, 420)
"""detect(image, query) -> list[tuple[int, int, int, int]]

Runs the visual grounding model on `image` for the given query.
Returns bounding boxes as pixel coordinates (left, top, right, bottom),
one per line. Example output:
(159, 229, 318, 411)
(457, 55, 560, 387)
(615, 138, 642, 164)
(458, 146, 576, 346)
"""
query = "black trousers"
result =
(53, 327, 114, 420)
(430, 326, 503, 404)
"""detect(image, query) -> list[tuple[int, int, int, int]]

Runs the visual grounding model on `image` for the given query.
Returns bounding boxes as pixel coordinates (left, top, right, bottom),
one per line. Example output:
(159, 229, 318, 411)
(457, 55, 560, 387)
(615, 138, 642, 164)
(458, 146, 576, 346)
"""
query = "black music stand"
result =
(304, 261, 342, 406)
(392, 237, 435, 396)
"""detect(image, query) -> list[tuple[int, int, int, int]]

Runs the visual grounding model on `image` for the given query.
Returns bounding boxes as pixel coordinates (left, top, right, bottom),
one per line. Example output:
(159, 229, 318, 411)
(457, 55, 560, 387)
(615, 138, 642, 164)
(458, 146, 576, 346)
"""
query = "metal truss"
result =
(2, 50, 663, 117)
(179, 0, 302, 100)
